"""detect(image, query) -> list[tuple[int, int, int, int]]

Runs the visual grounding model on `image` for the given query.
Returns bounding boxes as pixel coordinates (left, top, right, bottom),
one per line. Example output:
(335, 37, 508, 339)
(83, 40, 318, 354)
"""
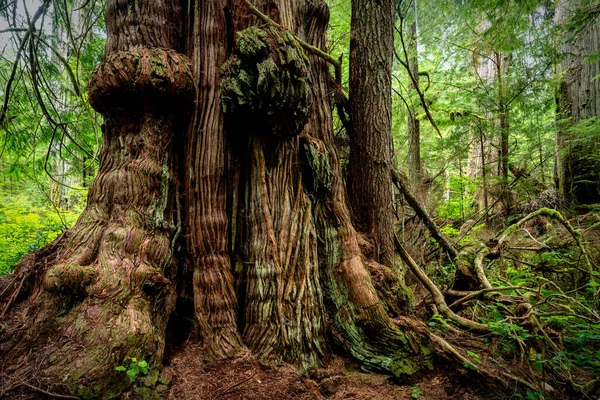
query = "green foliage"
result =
(513, 391, 550, 400)
(427, 313, 450, 332)
(410, 385, 424, 399)
(115, 357, 150, 382)
(0, 195, 80, 275)
(436, 176, 477, 220)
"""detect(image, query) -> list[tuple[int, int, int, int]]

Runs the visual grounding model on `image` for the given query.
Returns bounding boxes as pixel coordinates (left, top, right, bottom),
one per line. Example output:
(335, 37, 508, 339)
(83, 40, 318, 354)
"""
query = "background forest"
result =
(1, 0, 599, 399)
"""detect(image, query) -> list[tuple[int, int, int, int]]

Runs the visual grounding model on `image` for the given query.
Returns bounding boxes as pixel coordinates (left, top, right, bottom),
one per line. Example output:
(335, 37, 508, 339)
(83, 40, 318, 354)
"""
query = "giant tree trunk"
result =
(555, 0, 600, 204)
(0, 1, 193, 397)
(0, 0, 433, 397)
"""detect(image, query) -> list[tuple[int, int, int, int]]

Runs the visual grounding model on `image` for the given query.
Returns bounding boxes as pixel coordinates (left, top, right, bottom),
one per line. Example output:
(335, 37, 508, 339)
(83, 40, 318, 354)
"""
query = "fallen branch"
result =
(391, 169, 459, 260)
(4, 381, 80, 399)
(427, 332, 539, 392)
(211, 371, 257, 400)
(394, 234, 490, 332)
(448, 286, 535, 309)
(496, 207, 596, 273)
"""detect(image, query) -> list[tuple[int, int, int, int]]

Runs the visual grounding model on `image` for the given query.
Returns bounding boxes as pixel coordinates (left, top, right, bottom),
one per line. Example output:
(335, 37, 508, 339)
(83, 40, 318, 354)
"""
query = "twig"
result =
(6, 382, 80, 399)
(393, 6, 443, 138)
(211, 371, 257, 400)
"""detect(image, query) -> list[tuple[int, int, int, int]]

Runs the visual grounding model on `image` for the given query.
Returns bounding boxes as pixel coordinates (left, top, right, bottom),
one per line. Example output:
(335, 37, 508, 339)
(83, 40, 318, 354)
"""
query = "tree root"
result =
(394, 234, 490, 332)
(473, 246, 493, 289)
(496, 207, 596, 273)
(448, 285, 536, 309)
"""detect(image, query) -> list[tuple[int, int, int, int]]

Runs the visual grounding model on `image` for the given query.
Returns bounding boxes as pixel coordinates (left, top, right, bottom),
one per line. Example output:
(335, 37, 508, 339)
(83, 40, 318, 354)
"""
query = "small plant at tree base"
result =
(411, 385, 424, 399)
(428, 313, 450, 332)
(115, 357, 149, 382)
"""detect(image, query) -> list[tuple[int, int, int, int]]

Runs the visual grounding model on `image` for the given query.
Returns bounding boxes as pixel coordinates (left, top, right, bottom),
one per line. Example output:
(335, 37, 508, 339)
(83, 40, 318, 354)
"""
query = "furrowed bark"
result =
(1, 1, 440, 396)
(219, 0, 328, 367)
(183, 0, 243, 360)
(555, 0, 600, 204)
(0, 1, 193, 397)
(236, 136, 325, 368)
(347, 0, 397, 268)
(304, 2, 433, 375)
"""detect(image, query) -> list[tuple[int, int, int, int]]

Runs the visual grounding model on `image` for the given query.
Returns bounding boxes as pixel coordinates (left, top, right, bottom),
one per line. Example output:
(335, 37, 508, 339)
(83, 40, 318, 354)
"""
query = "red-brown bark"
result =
(0, 1, 432, 397)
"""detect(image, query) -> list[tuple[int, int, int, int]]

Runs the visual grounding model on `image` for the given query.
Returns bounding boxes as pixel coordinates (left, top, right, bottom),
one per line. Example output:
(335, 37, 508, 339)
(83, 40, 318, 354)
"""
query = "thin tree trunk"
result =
(496, 52, 513, 215)
(469, 22, 496, 214)
(407, 0, 422, 197)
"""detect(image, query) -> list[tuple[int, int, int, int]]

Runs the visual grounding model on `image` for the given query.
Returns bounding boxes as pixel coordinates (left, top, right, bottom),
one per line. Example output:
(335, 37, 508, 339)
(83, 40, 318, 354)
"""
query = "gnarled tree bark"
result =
(0, 1, 434, 398)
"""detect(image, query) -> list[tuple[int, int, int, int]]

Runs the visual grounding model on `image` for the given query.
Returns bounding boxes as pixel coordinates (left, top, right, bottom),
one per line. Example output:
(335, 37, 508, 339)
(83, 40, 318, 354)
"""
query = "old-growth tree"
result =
(555, 0, 600, 204)
(0, 0, 433, 397)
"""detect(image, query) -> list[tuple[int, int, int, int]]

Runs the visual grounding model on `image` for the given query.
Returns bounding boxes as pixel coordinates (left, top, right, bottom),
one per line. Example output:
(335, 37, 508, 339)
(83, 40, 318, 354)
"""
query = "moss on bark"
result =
(221, 25, 312, 137)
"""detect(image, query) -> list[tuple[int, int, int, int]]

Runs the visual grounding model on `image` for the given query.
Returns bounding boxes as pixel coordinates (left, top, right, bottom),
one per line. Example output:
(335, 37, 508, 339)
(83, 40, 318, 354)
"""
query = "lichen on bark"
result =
(220, 25, 312, 137)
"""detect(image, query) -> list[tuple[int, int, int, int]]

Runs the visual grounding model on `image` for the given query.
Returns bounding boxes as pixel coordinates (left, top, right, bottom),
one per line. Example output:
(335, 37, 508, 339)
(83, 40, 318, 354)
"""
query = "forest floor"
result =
(158, 343, 483, 400)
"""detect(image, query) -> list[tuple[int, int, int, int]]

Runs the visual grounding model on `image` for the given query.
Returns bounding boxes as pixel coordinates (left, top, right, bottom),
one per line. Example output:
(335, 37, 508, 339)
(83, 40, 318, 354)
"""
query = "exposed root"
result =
(496, 208, 596, 273)
(448, 286, 536, 309)
(473, 246, 493, 290)
(394, 234, 491, 333)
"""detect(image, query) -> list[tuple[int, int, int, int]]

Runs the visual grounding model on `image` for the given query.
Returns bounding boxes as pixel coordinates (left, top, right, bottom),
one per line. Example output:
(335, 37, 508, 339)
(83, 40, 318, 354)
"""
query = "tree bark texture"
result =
(469, 22, 513, 215)
(555, 0, 600, 204)
(496, 52, 513, 215)
(348, 0, 397, 268)
(1, 1, 193, 397)
(0, 0, 433, 397)
(182, 0, 243, 361)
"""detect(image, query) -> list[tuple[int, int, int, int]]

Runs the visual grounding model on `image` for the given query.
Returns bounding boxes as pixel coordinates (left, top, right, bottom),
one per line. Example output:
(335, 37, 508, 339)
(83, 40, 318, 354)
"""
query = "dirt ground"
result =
(162, 343, 485, 400)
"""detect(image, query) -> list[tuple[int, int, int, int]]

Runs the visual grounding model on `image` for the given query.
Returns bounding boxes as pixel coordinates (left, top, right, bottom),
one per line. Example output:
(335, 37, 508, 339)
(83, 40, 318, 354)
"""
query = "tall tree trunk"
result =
(469, 21, 513, 216)
(407, 0, 422, 197)
(496, 52, 513, 215)
(469, 24, 496, 214)
(348, 0, 397, 268)
(183, 0, 243, 360)
(555, 0, 600, 204)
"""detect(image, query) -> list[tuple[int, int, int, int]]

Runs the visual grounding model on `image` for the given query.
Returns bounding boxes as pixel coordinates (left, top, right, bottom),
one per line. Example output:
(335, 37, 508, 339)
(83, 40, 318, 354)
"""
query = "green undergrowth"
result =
(0, 194, 81, 275)
(427, 209, 600, 395)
